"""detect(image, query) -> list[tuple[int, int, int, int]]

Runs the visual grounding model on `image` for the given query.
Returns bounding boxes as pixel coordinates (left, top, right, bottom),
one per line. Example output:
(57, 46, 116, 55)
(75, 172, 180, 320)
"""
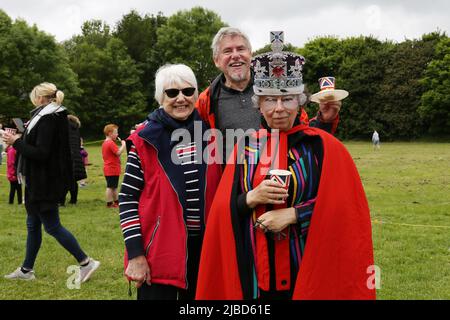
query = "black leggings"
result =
(9, 181, 22, 204)
(22, 201, 88, 269)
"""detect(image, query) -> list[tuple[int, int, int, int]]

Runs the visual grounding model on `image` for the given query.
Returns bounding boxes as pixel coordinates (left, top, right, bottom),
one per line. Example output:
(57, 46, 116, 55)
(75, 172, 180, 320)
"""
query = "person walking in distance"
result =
(372, 130, 380, 150)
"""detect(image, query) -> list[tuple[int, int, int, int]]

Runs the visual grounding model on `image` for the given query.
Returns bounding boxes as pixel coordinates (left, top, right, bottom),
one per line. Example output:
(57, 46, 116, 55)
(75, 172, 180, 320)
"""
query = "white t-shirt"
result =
(372, 131, 379, 143)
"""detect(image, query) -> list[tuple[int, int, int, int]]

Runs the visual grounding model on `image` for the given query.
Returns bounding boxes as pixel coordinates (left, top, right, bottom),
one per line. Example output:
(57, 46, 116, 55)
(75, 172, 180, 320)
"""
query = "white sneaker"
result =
(79, 258, 100, 283)
(4, 267, 36, 280)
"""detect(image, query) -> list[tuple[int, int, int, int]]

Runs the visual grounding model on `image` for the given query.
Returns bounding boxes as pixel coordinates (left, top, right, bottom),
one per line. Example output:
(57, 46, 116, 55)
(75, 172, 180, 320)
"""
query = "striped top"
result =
(287, 137, 322, 271)
(237, 133, 323, 293)
(118, 144, 144, 259)
(176, 142, 202, 235)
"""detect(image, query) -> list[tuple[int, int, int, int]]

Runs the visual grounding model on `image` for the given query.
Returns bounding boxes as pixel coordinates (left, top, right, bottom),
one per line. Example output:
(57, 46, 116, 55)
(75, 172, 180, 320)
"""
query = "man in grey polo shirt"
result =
(196, 27, 341, 160)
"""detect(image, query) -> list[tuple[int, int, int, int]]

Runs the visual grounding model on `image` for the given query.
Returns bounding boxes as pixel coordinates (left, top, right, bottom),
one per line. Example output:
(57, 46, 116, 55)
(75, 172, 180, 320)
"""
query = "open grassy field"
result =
(0, 141, 449, 300)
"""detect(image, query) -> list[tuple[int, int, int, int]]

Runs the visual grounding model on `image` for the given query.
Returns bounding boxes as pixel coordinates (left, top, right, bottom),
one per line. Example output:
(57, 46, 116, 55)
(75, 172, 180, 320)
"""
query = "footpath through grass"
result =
(0, 141, 449, 299)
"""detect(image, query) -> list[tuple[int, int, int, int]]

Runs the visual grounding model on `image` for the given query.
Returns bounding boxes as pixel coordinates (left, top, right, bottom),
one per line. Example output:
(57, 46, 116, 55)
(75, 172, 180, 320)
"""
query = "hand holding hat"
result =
(310, 76, 349, 103)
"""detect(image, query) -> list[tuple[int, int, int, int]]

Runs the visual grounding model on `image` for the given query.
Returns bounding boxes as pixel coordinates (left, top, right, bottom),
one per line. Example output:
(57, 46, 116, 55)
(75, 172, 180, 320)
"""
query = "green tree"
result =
(298, 36, 343, 86)
(253, 42, 298, 55)
(297, 37, 344, 122)
(379, 33, 444, 139)
(81, 20, 111, 48)
(0, 10, 80, 122)
(64, 20, 146, 136)
(337, 36, 393, 140)
(418, 35, 450, 135)
(155, 7, 226, 91)
(114, 10, 167, 107)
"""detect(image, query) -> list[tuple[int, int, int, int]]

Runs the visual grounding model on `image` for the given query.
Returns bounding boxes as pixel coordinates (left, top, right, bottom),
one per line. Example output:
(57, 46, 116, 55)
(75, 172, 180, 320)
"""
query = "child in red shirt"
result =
(102, 124, 126, 208)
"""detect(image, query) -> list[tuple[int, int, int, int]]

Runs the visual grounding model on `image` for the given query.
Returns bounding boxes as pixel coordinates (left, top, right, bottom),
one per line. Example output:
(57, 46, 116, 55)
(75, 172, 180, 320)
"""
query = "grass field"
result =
(0, 141, 449, 300)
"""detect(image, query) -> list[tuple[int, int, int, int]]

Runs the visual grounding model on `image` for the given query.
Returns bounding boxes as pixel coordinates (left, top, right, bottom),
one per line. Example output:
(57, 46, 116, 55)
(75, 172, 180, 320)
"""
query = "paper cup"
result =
(5, 128, 17, 135)
(269, 169, 292, 189)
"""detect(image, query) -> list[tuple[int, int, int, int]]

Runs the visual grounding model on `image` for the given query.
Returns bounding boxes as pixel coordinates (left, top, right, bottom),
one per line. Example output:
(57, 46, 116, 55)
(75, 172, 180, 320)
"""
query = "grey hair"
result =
(211, 27, 252, 59)
(154, 64, 198, 105)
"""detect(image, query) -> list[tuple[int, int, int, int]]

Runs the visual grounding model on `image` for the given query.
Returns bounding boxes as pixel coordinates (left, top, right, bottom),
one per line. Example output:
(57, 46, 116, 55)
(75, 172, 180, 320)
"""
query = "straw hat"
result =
(310, 76, 349, 103)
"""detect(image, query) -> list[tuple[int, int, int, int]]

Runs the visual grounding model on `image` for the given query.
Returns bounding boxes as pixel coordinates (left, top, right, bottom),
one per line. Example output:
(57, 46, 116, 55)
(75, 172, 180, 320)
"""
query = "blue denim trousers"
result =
(22, 201, 88, 269)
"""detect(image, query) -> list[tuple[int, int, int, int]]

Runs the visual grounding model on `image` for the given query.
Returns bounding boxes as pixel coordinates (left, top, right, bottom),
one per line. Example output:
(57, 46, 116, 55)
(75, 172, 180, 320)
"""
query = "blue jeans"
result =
(22, 202, 88, 270)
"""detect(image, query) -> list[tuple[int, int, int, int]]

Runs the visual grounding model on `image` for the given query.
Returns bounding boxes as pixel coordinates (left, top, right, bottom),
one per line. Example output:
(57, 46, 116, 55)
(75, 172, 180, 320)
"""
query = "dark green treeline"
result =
(0, 7, 448, 139)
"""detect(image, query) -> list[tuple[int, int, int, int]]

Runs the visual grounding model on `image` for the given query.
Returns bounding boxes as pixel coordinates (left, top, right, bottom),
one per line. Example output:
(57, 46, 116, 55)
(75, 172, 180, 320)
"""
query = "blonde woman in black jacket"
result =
(3, 82, 99, 283)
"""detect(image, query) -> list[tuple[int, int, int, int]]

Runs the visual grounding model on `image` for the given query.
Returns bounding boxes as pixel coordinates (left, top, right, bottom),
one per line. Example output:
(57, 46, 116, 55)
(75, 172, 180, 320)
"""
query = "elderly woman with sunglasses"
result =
(196, 35, 376, 300)
(118, 64, 221, 300)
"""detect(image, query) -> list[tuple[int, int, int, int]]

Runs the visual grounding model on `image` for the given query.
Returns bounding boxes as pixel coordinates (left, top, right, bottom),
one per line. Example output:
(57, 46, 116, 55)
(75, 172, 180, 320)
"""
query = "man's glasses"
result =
(164, 87, 196, 98)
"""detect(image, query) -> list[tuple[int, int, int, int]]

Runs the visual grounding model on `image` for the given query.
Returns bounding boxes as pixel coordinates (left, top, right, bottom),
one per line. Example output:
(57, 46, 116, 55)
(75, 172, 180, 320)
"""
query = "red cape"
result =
(196, 127, 376, 300)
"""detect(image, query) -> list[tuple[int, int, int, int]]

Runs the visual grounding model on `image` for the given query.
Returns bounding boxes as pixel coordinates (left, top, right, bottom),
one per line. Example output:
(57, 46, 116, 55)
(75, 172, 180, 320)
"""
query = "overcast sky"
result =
(2, 0, 449, 50)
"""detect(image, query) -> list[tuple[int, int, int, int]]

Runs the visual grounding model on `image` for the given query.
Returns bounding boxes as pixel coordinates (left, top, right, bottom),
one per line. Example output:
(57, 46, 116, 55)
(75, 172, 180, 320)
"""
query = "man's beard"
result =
(229, 71, 249, 83)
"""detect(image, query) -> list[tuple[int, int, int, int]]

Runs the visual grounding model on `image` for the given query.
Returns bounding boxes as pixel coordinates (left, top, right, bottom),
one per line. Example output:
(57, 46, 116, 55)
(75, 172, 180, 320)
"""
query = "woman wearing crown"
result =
(196, 33, 376, 300)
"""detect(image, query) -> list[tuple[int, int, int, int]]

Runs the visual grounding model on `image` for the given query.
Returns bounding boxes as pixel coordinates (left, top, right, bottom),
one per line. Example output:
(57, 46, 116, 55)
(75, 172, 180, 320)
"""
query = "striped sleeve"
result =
(294, 197, 316, 225)
(119, 142, 145, 260)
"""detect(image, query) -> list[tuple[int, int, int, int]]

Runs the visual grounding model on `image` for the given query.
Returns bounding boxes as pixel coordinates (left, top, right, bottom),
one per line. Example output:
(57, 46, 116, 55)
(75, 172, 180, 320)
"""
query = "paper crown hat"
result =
(251, 31, 306, 96)
(309, 76, 349, 103)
